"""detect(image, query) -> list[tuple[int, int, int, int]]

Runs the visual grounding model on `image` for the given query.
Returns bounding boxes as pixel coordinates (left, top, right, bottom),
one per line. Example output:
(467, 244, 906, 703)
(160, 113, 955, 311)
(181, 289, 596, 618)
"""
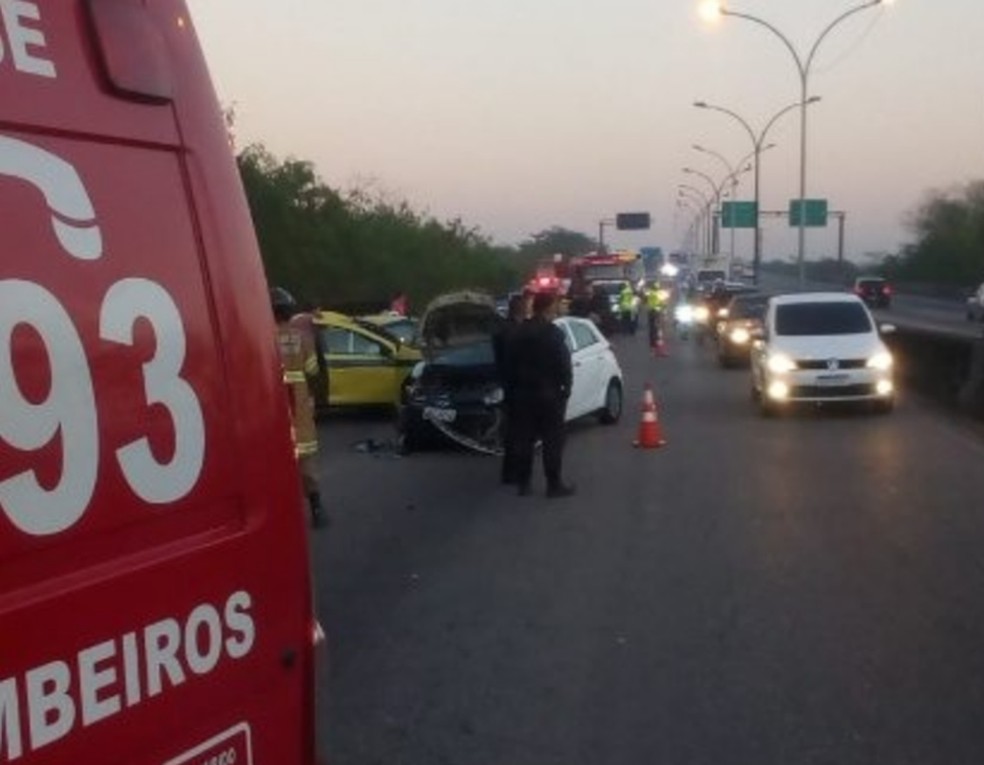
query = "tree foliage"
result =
(236, 144, 523, 311)
(889, 181, 984, 285)
(518, 226, 597, 260)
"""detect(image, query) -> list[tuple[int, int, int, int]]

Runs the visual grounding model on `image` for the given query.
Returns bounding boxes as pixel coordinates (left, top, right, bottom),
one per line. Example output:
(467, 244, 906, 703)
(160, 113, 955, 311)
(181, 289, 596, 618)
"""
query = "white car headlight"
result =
(483, 387, 505, 406)
(694, 305, 710, 323)
(866, 351, 894, 371)
(767, 353, 797, 374)
(729, 327, 750, 345)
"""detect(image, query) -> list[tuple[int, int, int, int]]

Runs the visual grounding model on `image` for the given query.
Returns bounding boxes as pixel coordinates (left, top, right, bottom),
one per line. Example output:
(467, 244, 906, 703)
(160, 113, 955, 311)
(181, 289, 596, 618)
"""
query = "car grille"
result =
(790, 383, 876, 398)
(795, 359, 866, 370)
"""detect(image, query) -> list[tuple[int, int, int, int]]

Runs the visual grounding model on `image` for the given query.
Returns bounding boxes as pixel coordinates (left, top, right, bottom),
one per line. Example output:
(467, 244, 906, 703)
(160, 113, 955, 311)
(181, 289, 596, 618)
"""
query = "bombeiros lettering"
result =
(0, 591, 256, 761)
(0, 0, 56, 78)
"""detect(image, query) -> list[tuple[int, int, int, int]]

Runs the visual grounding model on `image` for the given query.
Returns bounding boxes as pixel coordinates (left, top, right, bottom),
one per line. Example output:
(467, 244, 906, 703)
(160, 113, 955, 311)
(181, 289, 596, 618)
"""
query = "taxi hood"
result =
(419, 291, 503, 360)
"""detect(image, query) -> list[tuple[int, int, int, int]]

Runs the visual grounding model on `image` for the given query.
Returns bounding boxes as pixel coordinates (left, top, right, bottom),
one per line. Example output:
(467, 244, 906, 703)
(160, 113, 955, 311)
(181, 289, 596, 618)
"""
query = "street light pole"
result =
(683, 167, 723, 255)
(598, 218, 615, 253)
(694, 97, 819, 284)
(683, 166, 738, 258)
(693, 145, 742, 270)
(678, 185, 712, 255)
(715, 0, 887, 287)
(678, 188, 710, 255)
(676, 199, 703, 255)
(718, 156, 757, 274)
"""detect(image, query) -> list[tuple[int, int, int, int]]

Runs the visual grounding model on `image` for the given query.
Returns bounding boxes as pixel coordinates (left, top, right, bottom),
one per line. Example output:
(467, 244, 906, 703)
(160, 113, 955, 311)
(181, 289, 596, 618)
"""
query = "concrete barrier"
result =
(883, 327, 984, 417)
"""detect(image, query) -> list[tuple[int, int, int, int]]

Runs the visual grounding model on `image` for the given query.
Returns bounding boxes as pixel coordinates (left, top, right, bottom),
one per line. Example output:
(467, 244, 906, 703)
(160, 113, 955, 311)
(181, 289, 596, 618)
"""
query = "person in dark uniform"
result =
(492, 293, 528, 485)
(509, 291, 576, 499)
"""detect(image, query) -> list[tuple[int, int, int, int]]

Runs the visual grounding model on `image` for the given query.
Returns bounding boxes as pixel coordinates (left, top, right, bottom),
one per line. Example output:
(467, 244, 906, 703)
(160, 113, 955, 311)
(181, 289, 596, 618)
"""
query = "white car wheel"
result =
(599, 380, 623, 425)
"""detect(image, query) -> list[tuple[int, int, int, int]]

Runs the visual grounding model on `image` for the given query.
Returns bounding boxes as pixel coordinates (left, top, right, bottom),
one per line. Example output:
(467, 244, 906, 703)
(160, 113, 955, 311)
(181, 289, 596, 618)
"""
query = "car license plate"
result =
(815, 374, 849, 386)
(423, 406, 456, 424)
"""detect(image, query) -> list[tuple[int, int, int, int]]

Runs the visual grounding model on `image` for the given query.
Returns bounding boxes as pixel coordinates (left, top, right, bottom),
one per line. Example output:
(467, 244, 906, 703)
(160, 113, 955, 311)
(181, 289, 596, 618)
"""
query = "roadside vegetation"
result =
(236, 144, 597, 311)
(885, 181, 984, 289)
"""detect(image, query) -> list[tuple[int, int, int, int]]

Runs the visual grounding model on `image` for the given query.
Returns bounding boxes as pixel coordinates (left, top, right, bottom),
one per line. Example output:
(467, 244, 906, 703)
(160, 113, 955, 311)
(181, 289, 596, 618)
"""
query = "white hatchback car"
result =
(750, 293, 895, 415)
(554, 315, 625, 424)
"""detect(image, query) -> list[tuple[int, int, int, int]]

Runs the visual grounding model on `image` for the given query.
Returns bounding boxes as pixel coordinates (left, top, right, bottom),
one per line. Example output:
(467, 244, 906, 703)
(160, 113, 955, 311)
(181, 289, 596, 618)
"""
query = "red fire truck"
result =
(569, 251, 644, 295)
(1, 3, 318, 763)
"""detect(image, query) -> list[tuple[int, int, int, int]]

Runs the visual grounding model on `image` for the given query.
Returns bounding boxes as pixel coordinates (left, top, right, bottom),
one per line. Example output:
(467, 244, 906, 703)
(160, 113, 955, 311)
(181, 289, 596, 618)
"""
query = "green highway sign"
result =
(721, 201, 757, 229)
(789, 199, 828, 227)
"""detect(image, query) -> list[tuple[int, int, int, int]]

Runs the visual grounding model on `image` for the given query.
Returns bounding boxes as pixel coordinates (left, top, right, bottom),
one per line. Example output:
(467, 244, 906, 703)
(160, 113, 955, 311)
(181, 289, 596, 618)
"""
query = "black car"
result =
(398, 291, 507, 454)
(854, 277, 892, 309)
(694, 281, 758, 344)
(717, 293, 771, 367)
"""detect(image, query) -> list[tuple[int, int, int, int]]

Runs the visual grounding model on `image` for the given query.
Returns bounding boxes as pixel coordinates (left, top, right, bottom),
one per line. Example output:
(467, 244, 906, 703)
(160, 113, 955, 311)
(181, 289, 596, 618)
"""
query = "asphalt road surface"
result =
(311, 325, 984, 765)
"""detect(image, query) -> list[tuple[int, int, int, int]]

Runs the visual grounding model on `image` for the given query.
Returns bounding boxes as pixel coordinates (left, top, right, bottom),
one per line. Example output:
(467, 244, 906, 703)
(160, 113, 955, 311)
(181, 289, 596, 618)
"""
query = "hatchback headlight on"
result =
(483, 387, 505, 406)
(866, 351, 894, 371)
(693, 305, 710, 323)
(767, 353, 797, 374)
(675, 305, 694, 323)
(730, 327, 750, 345)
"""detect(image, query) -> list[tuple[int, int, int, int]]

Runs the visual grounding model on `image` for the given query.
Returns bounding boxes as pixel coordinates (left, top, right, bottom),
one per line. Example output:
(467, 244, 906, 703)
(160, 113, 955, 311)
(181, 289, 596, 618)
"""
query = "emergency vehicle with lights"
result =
(0, 3, 319, 764)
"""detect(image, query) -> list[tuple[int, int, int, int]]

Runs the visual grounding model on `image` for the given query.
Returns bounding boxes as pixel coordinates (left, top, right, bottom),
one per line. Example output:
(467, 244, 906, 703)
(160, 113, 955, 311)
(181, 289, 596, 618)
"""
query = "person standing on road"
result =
(509, 291, 576, 499)
(493, 293, 529, 485)
(272, 287, 328, 529)
(645, 284, 666, 349)
(291, 301, 330, 414)
(619, 282, 636, 335)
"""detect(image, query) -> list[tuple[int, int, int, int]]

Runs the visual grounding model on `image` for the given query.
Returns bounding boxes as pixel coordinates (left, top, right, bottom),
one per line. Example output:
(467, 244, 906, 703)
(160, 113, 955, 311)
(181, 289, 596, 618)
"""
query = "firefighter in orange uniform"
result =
(272, 287, 327, 528)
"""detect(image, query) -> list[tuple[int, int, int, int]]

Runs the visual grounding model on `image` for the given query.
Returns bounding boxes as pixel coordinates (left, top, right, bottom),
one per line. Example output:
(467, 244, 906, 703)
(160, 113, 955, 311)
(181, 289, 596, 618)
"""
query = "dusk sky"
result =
(187, 1, 983, 262)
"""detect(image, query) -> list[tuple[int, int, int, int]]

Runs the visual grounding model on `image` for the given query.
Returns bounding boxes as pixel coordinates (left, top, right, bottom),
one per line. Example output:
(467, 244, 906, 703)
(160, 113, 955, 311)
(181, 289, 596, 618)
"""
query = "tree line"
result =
(236, 145, 596, 313)
(882, 180, 984, 288)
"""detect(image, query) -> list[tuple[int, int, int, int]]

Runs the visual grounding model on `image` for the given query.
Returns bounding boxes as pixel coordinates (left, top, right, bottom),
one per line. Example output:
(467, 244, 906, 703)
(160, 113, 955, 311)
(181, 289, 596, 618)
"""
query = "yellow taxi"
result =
(359, 312, 420, 347)
(312, 311, 422, 408)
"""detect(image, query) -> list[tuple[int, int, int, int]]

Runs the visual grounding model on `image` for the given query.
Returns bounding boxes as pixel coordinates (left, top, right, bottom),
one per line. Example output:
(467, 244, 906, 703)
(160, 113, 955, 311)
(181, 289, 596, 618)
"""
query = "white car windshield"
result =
(775, 302, 873, 336)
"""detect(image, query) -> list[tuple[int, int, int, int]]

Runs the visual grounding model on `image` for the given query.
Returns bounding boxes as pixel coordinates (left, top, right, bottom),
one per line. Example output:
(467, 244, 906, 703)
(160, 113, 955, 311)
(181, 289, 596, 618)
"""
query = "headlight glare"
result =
(767, 353, 797, 374)
(483, 387, 505, 406)
(768, 381, 790, 400)
(866, 351, 894, 371)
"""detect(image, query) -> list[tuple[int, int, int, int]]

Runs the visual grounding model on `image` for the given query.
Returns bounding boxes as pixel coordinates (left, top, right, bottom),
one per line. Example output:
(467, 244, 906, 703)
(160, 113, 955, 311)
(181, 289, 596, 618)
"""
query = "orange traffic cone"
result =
(633, 384, 666, 449)
(651, 326, 669, 358)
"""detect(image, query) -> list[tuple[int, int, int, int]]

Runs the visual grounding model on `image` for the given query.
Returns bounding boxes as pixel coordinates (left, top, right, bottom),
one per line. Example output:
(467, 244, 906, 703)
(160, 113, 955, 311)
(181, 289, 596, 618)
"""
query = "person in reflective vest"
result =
(618, 283, 637, 335)
(272, 287, 327, 529)
(645, 285, 666, 349)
